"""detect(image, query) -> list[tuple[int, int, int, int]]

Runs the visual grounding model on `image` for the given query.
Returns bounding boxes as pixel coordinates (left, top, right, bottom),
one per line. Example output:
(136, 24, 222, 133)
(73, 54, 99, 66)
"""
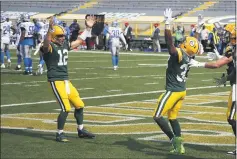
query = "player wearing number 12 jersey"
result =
(152, 8, 203, 154)
(42, 16, 96, 142)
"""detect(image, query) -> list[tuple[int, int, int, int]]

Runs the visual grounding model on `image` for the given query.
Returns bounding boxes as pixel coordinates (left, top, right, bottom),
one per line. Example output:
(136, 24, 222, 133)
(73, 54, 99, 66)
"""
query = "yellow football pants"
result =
(153, 90, 186, 120)
(227, 84, 236, 120)
(49, 81, 84, 112)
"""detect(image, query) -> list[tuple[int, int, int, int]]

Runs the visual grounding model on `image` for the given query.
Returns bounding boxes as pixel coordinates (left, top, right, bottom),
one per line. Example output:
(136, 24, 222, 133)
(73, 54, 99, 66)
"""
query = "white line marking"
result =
(1, 85, 229, 107)
(106, 90, 122, 92)
(144, 83, 159, 85)
(1, 72, 224, 86)
(78, 88, 94, 91)
(201, 79, 213, 81)
(24, 84, 40, 87)
(138, 64, 167, 66)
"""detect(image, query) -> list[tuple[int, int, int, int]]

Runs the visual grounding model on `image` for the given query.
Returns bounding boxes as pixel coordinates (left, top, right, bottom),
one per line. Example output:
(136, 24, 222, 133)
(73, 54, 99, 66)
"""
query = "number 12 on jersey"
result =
(58, 49, 68, 66)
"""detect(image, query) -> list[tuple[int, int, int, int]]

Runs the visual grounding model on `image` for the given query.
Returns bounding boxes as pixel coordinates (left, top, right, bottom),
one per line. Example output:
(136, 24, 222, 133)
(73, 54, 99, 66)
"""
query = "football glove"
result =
(207, 49, 223, 61)
(213, 76, 227, 87)
(188, 59, 205, 68)
(164, 8, 174, 25)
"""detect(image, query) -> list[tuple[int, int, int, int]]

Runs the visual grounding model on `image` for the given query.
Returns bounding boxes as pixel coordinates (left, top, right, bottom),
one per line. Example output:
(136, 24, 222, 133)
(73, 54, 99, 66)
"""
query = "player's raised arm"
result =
(70, 15, 96, 50)
(43, 16, 54, 53)
(164, 8, 177, 55)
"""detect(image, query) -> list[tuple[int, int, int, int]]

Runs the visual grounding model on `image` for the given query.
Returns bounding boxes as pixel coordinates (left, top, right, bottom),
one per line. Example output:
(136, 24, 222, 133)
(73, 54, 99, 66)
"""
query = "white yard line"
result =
(106, 90, 122, 92)
(144, 82, 159, 85)
(78, 88, 94, 91)
(1, 85, 229, 107)
(0, 71, 226, 86)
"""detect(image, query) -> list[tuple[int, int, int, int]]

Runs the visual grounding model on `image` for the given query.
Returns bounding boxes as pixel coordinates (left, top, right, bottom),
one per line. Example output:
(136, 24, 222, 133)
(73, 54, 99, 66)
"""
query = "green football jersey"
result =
(43, 41, 70, 81)
(166, 48, 191, 92)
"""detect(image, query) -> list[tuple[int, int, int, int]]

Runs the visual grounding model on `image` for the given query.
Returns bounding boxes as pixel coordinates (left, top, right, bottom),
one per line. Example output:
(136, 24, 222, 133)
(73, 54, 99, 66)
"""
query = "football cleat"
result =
(1, 64, 6, 69)
(113, 66, 118, 70)
(15, 65, 22, 71)
(56, 132, 69, 142)
(170, 137, 185, 154)
(227, 149, 236, 155)
(7, 59, 11, 68)
(78, 129, 95, 139)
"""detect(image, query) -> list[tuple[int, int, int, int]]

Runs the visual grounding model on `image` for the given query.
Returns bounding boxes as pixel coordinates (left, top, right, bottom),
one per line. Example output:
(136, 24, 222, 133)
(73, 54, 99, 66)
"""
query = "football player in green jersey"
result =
(152, 8, 203, 154)
(42, 16, 96, 142)
(189, 23, 236, 155)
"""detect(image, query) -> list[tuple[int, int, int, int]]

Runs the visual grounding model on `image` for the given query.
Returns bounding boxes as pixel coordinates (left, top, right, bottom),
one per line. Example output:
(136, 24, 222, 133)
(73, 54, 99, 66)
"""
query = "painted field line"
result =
(1, 71, 224, 86)
(1, 85, 227, 107)
(144, 83, 159, 85)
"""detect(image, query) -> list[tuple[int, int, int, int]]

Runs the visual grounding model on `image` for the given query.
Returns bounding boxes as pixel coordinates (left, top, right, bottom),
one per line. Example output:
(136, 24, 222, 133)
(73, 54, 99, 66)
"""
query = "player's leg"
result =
(68, 81, 95, 138)
(153, 91, 185, 153)
(49, 81, 71, 142)
(36, 51, 45, 75)
(153, 91, 177, 141)
(1, 43, 5, 68)
(115, 45, 120, 69)
(157, 39, 161, 52)
(168, 91, 186, 154)
(110, 44, 117, 70)
(4, 43, 11, 68)
(227, 85, 236, 155)
(15, 46, 22, 70)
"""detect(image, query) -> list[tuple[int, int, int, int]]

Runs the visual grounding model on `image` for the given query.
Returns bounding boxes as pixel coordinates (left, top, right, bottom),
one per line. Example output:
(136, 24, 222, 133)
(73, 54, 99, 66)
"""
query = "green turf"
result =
(1, 50, 235, 159)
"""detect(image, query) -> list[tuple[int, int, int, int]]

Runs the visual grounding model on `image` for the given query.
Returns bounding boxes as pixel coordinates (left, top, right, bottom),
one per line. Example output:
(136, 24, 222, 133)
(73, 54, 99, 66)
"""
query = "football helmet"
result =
(1, 16, 6, 23)
(51, 25, 66, 45)
(23, 14, 30, 22)
(224, 23, 236, 45)
(112, 21, 118, 27)
(180, 36, 203, 57)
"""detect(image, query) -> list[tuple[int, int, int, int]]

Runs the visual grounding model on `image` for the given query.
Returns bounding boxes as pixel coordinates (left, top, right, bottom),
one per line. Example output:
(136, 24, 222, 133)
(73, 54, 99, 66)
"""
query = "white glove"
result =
(164, 8, 174, 25)
(188, 59, 205, 68)
(125, 44, 128, 50)
(207, 49, 223, 61)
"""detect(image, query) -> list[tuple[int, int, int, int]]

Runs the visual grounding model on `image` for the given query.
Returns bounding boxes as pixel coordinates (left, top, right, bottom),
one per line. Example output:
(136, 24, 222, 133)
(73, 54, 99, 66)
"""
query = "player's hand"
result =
(164, 8, 174, 25)
(207, 49, 223, 60)
(188, 59, 205, 68)
(213, 76, 227, 87)
(85, 15, 96, 28)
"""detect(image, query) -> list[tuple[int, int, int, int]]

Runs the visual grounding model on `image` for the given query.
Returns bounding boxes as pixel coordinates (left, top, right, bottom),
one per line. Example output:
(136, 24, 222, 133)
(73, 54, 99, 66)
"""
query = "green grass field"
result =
(1, 50, 235, 159)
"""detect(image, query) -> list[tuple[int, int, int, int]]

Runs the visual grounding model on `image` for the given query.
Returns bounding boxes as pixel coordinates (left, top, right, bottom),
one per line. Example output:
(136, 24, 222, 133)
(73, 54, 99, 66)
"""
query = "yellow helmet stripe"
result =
(57, 25, 66, 34)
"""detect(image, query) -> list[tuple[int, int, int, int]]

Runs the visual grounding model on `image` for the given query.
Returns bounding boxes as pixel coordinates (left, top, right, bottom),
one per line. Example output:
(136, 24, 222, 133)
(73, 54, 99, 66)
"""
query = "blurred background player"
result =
(124, 22, 132, 51)
(15, 16, 23, 70)
(19, 14, 35, 75)
(1, 16, 13, 68)
(35, 19, 49, 75)
(108, 21, 127, 70)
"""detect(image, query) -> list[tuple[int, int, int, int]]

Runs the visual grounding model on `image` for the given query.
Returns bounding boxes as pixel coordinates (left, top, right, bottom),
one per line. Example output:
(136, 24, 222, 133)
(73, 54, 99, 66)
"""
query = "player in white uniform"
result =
(15, 17, 23, 70)
(19, 14, 35, 75)
(34, 19, 49, 75)
(1, 17, 12, 68)
(108, 21, 127, 70)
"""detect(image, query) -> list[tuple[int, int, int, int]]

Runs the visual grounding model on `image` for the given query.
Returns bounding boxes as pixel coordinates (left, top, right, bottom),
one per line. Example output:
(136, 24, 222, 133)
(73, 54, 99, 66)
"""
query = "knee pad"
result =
(227, 119, 236, 126)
